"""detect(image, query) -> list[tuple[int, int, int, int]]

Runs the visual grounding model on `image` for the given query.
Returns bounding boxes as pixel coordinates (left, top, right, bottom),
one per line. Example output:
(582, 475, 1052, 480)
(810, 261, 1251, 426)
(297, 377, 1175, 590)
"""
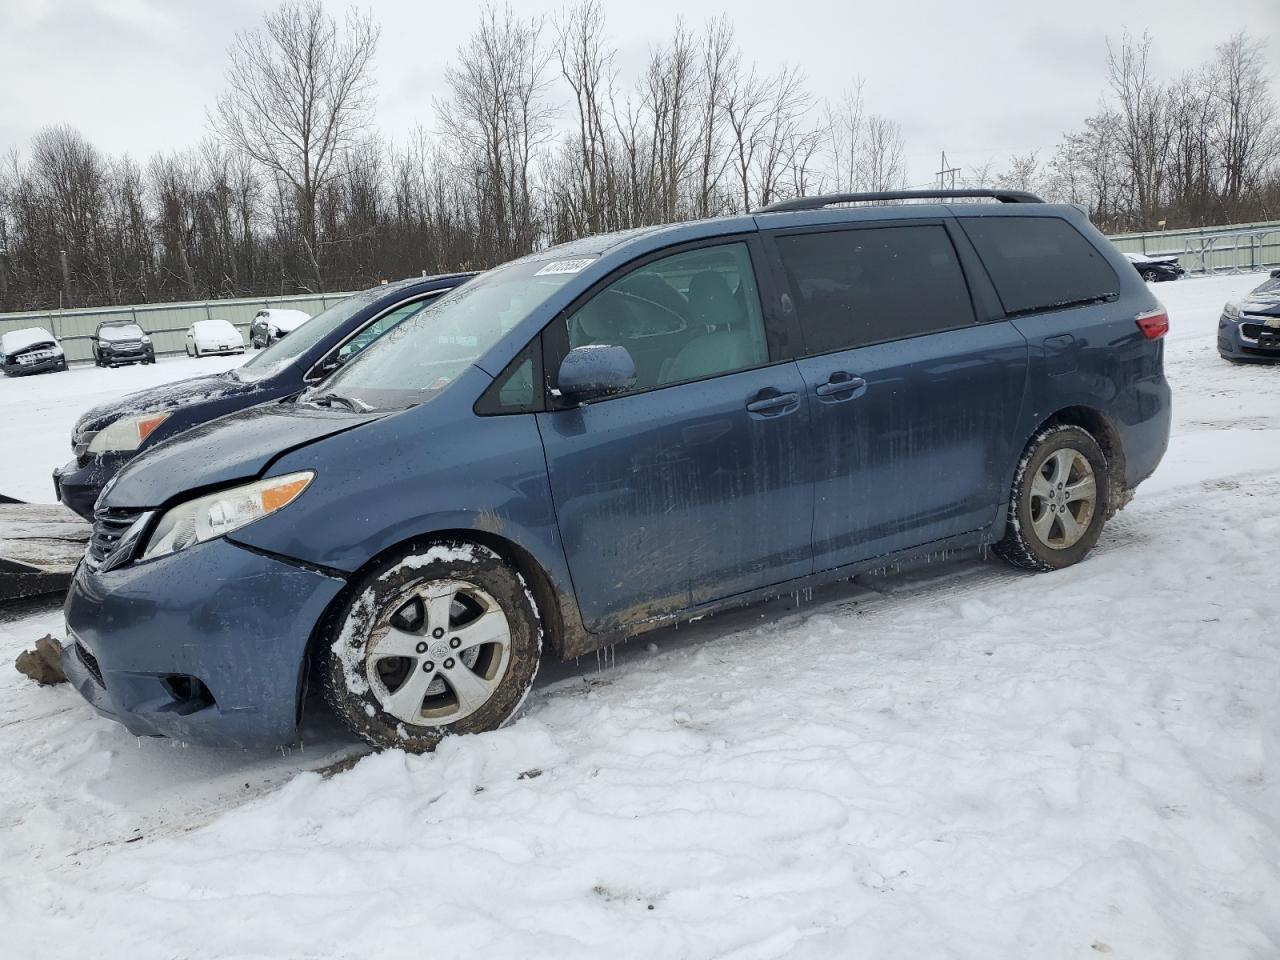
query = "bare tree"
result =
(556, 0, 616, 234)
(1211, 32, 1277, 213)
(858, 115, 906, 193)
(212, 0, 378, 289)
(437, 3, 555, 262)
(1107, 31, 1172, 227)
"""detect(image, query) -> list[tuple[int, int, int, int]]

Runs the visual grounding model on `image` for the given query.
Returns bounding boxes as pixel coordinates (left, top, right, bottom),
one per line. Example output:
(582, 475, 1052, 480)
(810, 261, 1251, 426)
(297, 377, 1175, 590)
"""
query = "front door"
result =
(768, 222, 1029, 571)
(537, 240, 812, 633)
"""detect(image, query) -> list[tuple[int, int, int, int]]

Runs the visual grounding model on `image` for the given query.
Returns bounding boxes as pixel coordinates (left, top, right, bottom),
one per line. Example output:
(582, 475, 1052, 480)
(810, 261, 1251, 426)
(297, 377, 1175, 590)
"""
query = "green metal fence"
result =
(1107, 220, 1280, 275)
(0, 291, 355, 364)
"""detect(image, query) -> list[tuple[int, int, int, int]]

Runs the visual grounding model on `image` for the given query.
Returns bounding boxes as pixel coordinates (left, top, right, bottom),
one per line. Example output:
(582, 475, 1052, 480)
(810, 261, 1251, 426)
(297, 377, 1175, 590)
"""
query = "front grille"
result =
(1241, 322, 1280, 348)
(87, 508, 145, 566)
(75, 643, 105, 687)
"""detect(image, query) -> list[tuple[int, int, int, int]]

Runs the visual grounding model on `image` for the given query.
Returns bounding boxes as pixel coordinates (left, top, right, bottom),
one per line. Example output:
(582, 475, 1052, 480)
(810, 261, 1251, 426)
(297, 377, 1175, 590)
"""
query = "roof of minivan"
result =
(526, 201, 1087, 266)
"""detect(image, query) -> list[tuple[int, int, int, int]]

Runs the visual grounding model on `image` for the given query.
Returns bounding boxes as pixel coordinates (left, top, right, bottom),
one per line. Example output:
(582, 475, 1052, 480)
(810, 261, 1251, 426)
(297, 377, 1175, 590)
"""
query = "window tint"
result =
(774, 225, 975, 355)
(557, 242, 769, 392)
(959, 216, 1118, 316)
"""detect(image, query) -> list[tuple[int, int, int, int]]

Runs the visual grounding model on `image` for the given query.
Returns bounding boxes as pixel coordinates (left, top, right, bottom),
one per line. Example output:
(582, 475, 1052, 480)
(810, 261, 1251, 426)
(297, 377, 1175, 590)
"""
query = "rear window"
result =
(960, 216, 1119, 316)
(773, 224, 976, 354)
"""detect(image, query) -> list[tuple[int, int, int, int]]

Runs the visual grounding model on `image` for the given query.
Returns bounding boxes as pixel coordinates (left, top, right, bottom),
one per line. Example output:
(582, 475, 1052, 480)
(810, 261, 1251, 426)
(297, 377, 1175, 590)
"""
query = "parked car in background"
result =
(60, 191, 1171, 752)
(54, 273, 475, 519)
(250, 308, 311, 348)
(1124, 251, 1185, 282)
(0, 327, 67, 376)
(186, 318, 245, 357)
(1218, 268, 1280, 363)
(91, 320, 155, 367)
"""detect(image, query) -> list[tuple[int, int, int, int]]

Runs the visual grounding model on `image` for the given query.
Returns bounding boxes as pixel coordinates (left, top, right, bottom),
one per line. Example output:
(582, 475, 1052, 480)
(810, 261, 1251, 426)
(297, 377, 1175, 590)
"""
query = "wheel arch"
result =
(1031, 405, 1128, 516)
(301, 526, 586, 709)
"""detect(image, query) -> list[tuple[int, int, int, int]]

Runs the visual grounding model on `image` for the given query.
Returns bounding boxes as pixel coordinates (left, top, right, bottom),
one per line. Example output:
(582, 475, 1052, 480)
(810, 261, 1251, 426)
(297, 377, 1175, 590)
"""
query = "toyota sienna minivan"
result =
(62, 191, 1171, 751)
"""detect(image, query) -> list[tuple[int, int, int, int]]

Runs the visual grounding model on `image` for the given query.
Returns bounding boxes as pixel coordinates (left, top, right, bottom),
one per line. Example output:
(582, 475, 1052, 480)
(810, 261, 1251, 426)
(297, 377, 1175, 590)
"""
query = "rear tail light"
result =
(1136, 307, 1168, 340)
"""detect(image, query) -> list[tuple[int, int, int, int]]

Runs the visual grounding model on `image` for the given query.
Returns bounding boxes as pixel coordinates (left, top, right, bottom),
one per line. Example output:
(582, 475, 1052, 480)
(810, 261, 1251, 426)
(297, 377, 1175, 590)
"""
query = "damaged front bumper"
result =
(62, 537, 347, 747)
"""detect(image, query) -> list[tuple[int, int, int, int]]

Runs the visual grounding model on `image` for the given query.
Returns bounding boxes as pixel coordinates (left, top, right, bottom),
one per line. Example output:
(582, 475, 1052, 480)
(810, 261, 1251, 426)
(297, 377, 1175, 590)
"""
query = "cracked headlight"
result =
(141, 471, 314, 560)
(87, 413, 171, 453)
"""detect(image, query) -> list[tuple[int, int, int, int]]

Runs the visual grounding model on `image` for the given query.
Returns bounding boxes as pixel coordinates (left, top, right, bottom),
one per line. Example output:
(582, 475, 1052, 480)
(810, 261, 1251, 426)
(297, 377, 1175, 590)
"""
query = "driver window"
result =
(562, 242, 769, 392)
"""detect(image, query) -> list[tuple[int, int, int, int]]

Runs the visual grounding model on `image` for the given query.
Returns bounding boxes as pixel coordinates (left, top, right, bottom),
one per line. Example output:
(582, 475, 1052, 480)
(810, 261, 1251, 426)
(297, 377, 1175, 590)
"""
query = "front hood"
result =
(104, 403, 382, 509)
(76, 373, 254, 433)
(273, 316, 309, 332)
(1241, 289, 1280, 318)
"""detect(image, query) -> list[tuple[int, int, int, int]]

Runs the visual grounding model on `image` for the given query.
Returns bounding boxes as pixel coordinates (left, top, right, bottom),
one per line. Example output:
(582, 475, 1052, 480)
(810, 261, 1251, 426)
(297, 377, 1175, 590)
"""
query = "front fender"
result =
(227, 379, 581, 640)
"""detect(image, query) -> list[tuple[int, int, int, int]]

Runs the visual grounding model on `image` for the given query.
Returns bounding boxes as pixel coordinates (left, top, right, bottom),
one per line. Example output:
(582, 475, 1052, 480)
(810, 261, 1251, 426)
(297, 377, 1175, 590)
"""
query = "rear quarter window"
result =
(959, 216, 1119, 316)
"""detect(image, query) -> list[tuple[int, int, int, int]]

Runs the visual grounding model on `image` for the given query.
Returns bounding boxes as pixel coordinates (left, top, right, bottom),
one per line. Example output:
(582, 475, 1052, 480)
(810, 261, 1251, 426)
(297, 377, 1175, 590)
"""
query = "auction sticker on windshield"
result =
(535, 258, 595, 276)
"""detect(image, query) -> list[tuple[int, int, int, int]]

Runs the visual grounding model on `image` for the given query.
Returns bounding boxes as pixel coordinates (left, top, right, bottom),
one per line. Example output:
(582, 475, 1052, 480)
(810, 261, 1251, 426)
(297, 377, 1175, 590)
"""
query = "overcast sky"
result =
(3, 0, 1276, 184)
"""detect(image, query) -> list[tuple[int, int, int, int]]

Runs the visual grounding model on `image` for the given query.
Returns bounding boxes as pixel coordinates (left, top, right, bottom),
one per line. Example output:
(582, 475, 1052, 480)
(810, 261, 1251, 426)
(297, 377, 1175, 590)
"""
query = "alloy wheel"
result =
(364, 578, 512, 726)
(1027, 447, 1097, 550)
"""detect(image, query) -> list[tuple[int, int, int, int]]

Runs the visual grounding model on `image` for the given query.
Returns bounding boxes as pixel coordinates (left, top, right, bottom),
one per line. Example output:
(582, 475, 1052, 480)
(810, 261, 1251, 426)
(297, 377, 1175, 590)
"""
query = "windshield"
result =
(236, 296, 367, 381)
(99, 323, 144, 341)
(313, 259, 582, 411)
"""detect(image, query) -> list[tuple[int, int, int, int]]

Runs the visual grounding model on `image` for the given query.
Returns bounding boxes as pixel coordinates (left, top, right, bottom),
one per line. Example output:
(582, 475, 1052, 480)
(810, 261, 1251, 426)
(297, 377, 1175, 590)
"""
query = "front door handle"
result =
(815, 372, 867, 401)
(745, 390, 800, 416)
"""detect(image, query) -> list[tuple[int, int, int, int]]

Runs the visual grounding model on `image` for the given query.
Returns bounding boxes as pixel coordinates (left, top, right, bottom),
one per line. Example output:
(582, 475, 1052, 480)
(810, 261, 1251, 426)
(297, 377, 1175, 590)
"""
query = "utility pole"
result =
(936, 151, 961, 191)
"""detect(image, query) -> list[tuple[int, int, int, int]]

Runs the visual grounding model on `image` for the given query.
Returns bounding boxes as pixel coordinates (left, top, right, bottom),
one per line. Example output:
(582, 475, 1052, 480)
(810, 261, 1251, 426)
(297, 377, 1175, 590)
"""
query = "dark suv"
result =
(91, 321, 155, 367)
(62, 191, 1171, 751)
(55, 273, 474, 519)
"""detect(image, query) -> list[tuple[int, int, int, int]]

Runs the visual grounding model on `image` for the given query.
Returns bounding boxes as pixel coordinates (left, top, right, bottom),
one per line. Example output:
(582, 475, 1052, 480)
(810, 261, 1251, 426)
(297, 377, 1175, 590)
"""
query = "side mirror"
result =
(312, 352, 347, 379)
(1271, 268, 1280, 279)
(557, 345, 637, 403)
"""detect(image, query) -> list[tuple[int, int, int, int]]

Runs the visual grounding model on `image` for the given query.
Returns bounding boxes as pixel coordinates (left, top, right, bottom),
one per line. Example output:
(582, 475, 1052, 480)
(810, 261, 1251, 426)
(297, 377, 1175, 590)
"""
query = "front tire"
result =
(322, 540, 542, 752)
(993, 425, 1110, 572)
(1142, 269, 1159, 282)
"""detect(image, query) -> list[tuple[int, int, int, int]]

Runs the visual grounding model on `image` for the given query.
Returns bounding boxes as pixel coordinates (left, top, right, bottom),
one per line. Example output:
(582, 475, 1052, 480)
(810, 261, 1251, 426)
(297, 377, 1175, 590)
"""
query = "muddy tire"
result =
(993, 425, 1110, 573)
(321, 540, 542, 753)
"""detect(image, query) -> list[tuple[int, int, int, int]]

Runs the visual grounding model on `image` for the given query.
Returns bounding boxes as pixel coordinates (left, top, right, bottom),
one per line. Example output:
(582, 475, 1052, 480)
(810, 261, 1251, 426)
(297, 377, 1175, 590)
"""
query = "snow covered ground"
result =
(0, 353, 246, 504)
(1, 274, 1278, 959)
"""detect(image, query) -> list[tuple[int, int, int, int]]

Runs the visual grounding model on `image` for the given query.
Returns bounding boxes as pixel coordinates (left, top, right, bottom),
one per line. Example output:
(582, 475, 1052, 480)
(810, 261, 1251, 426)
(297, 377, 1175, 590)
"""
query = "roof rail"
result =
(754, 189, 1045, 213)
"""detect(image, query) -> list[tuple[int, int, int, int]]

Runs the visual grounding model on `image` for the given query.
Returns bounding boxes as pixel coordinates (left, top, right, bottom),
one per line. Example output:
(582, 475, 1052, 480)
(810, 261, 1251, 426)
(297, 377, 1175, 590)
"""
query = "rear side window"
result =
(959, 216, 1119, 316)
(773, 225, 975, 355)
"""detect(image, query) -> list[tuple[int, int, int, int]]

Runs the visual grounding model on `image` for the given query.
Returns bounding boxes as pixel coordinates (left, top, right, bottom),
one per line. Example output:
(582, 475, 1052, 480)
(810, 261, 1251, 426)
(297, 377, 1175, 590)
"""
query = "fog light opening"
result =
(161, 675, 216, 714)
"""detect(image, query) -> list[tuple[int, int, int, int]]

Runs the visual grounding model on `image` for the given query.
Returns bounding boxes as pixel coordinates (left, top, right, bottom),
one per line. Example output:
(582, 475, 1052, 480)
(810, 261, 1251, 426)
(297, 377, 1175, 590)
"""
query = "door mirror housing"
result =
(557, 345, 637, 403)
(310, 352, 346, 381)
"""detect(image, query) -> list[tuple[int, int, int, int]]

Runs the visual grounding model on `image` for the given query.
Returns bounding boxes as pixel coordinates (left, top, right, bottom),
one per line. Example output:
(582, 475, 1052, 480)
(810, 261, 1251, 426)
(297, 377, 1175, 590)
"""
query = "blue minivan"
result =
(62, 191, 1171, 750)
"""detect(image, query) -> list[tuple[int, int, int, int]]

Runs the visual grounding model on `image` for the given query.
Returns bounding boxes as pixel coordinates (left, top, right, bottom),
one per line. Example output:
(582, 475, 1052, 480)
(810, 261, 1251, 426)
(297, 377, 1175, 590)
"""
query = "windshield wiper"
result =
(307, 392, 368, 412)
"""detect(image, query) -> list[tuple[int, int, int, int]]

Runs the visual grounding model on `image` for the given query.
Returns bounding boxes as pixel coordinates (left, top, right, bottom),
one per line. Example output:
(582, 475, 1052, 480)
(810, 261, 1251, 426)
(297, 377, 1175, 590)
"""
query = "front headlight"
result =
(86, 413, 171, 453)
(141, 335, 152, 344)
(141, 471, 313, 560)
(1223, 301, 1241, 319)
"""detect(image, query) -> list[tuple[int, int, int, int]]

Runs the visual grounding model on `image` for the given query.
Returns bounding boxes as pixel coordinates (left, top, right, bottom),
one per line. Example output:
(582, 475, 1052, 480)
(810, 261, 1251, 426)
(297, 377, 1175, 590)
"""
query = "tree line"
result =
(0, 2, 1276, 313)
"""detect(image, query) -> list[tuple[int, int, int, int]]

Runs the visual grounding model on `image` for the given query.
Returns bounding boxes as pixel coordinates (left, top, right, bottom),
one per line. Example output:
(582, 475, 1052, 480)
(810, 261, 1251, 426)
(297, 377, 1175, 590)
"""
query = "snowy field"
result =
(2, 275, 1278, 959)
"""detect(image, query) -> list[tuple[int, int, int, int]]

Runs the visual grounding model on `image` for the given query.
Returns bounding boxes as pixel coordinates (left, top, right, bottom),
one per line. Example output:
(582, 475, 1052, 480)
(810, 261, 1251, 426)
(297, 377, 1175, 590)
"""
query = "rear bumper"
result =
(1117, 374, 1172, 491)
(62, 537, 347, 747)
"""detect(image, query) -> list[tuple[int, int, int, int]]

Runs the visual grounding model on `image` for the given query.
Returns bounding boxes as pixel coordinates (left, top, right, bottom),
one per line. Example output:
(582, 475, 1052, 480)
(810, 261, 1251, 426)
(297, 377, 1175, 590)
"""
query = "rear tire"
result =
(993, 425, 1110, 572)
(321, 540, 543, 753)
